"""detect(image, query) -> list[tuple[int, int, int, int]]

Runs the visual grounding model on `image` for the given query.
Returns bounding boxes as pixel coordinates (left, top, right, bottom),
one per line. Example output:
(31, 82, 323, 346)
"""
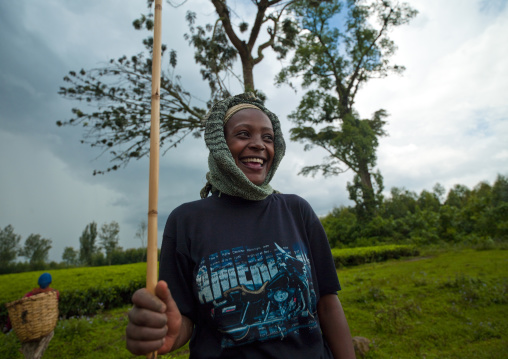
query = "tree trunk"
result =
(212, 0, 272, 94)
(357, 161, 376, 218)
(242, 60, 255, 92)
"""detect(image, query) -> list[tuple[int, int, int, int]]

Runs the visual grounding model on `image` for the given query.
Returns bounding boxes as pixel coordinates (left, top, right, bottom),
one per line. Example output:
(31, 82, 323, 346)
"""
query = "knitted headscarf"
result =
(200, 93, 286, 200)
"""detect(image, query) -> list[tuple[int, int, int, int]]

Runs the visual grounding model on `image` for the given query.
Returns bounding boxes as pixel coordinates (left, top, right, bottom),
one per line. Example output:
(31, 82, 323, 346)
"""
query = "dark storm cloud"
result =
(1, 0, 507, 262)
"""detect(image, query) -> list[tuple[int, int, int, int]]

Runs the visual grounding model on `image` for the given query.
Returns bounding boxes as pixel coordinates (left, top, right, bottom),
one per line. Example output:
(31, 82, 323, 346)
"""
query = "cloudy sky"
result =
(1, 0, 507, 262)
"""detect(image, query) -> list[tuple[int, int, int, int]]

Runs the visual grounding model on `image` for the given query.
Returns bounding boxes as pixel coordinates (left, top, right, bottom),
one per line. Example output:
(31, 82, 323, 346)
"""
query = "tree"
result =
(99, 221, 121, 265)
(198, 0, 298, 96)
(58, 0, 298, 174)
(277, 0, 417, 219)
(382, 187, 417, 219)
(62, 246, 79, 266)
(134, 220, 148, 262)
(492, 174, 508, 207)
(18, 234, 52, 265)
(79, 222, 98, 266)
(320, 206, 357, 247)
(0, 224, 21, 267)
(135, 220, 148, 248)
(445, 184, 471, 208)
(490, 174, 508, 239)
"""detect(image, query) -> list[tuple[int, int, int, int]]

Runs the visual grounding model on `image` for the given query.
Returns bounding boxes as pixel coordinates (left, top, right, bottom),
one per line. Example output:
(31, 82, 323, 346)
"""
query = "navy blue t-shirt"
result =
(159, 192, 340, 359)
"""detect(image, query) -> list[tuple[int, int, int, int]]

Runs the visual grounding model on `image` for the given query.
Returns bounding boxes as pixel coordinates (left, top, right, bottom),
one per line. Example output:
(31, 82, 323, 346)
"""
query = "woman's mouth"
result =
(241, 157, 264, 169)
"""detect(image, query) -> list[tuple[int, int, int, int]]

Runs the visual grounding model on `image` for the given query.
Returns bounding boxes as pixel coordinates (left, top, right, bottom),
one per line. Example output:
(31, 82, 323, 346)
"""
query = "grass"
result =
(340, 248, 507, 358)
(0, 307, 190, 359)
(1, 248, 506, 358)
(0, 263, 147, 304)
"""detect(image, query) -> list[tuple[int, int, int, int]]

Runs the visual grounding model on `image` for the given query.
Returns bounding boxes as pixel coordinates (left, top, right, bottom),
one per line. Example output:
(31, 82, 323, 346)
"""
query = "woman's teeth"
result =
(242, 158, 263, 164)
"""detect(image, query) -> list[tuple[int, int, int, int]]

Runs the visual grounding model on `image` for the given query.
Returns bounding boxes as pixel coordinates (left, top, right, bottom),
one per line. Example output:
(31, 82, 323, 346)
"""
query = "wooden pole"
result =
(147, 0, 162, 358)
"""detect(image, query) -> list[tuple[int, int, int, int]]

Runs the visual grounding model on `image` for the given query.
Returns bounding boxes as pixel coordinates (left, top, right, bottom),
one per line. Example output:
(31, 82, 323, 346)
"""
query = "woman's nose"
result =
(249, 136, 265, 150)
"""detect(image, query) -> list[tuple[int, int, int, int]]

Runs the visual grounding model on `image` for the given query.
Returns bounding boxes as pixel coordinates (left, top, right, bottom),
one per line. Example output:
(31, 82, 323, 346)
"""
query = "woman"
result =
(126, 93, 355, 358)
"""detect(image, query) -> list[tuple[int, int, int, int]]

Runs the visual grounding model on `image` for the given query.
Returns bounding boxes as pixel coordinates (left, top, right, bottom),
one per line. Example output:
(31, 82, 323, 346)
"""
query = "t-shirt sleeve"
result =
(159, 210, 198, 323)
(299, 197, 341, 296)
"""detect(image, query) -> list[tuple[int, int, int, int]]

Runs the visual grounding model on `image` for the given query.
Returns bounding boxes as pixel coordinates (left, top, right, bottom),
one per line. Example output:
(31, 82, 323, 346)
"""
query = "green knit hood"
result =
(200, 93, 286, 200)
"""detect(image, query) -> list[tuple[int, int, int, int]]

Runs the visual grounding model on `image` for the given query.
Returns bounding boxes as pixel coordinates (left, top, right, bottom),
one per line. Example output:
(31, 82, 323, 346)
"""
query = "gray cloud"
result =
(1, 0, 507, 262)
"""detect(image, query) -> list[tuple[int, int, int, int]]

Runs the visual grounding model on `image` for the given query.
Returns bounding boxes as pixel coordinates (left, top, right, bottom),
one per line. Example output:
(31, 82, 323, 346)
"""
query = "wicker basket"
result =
(5, 291, 59, 342)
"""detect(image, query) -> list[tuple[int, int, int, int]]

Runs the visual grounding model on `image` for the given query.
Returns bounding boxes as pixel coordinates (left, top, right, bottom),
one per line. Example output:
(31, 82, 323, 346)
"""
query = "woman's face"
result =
(224, 108, 275, 185)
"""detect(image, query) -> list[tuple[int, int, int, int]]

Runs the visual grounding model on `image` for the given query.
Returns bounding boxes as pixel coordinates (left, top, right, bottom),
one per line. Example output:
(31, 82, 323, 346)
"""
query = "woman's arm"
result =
(126, 280, 193, 355)
(317, 294, 356, 359)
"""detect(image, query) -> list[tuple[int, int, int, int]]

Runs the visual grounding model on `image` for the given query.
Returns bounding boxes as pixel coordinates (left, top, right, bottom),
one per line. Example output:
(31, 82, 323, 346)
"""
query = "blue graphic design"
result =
(195, 242, 318, 348)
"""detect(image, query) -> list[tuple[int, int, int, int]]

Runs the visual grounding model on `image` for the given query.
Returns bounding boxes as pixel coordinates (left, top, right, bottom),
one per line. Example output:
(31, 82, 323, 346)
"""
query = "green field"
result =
(1, 248, 506, 358)
(0, 263, 147, 304)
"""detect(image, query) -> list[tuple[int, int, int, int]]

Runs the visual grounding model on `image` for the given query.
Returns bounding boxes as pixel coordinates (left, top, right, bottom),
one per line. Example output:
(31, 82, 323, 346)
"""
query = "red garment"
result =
(24, 287, 60, 300)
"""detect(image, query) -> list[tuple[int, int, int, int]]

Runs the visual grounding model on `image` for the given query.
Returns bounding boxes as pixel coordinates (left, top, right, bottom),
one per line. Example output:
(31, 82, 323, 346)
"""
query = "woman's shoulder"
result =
(273, 192, 309, 204)
(170, 196, 217, 216)
(272, 192, 314, 211)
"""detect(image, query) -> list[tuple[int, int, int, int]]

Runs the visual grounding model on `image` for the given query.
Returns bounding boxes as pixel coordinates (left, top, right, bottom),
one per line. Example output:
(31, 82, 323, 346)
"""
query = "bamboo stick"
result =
(146, 0, 163, 358)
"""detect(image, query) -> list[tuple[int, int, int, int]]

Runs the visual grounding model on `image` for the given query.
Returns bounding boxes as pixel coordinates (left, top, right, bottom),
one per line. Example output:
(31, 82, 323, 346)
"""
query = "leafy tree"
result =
(319, 176, 507, 248)
(58, 0, 298, 174)
(277, 0, 417, 219)
(62, 246, 79, 266)
(135, 220, 148, 249)
(320, 206, 357, 247)
(432, 183, 446, 204)
(492, 174, 508, 207)
(437, 204, 460, 242)
(134, 220, 148, 261)
(490, 174, 508, 239)
(0, 224, 21, 267)
(194, 0, 298, 96)
(445, 184, 471, 208)
(110, 247, 147, 265)
(18, 234, 52, 265)
(382, 187, 417, 219)
(79, 222, 98, 266)
(99, 221, 121, 265)
(417, 189, 441, 212)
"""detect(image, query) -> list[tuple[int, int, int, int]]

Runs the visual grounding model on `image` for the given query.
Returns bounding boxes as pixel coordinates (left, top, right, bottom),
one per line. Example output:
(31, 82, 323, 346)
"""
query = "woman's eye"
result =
(263, 134, 274, 141)
(237, 131, 249, 137)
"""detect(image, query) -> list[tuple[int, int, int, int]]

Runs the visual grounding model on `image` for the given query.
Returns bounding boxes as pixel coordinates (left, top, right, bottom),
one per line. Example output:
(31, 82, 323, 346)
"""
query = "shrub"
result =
(330, 244, 419, 268)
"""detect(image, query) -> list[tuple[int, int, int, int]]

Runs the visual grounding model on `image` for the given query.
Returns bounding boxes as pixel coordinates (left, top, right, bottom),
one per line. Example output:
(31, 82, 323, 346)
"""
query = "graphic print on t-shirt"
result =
(195, 242, 318, 348)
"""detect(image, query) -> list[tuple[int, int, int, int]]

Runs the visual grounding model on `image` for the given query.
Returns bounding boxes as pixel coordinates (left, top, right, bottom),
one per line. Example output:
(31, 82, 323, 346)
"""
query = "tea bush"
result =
(330, 244, 419, 267)
(0, 263, 146, 328)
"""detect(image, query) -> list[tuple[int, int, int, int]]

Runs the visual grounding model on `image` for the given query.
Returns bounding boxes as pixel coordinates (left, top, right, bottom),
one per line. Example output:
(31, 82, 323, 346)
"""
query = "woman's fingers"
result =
(128, 306, 167, 328)
(132, 288, 167, 313)
(125, 320, 168, 341)
(125, 336, 165, 356)
(126, 286, 169, 355)
(126, 281, 183, 356)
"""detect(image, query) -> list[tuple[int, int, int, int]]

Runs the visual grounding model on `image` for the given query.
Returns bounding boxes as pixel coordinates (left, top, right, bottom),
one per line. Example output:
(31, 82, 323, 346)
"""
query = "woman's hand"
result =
(126, 280, 189, 355)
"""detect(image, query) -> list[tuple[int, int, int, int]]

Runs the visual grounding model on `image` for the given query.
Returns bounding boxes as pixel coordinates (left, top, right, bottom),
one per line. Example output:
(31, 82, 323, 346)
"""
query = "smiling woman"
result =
(224, 108, 275, 186)
(125, 92, 356, 359)
(198, 93, 286, 201)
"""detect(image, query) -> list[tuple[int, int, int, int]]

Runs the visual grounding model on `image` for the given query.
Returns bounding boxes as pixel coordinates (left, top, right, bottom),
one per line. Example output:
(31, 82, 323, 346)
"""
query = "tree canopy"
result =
(79, 221, 98, 266)
(57, 0, 418, 219)
(18, 234, 52, 265)
(58, 0, 299, 174)
(321, 174, 508, 248)
(0, 225, 21, 267)
(278, 0, 417, 219)
(62, 246, 79, 266)
(99, 221, 121, 265)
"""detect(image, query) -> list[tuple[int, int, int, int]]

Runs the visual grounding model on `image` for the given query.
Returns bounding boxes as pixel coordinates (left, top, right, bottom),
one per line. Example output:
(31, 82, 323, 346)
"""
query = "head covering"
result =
(200, 92, 286, 200)
(223, 104, 261, 125)
(38, 272, 52, 289)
